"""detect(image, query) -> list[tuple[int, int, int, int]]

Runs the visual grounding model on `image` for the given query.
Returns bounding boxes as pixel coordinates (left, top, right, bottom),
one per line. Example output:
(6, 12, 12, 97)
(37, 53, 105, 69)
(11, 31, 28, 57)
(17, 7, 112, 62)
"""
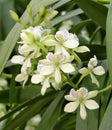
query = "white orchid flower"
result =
(20, 26, 43, 44)
(43, 29, 89, 58)
(79, 55, 105, 87)
(31, 63, 62, 95)
(18, 26, 43, 54)
(64, 87, 99, 120)
(38, 52, 75, 84)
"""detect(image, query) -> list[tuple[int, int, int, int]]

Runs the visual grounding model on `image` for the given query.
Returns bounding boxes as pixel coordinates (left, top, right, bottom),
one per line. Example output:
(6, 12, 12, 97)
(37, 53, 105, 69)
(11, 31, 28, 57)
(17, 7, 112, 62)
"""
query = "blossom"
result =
(37, 52, 75, 84)
(64, 87, 99, 120)
(20, 26, 43, 43)
(18, 26, 43, 54)
(79, 55, 105, 87)
(43, 29, 90, 58)
(31, 70, 60, 95)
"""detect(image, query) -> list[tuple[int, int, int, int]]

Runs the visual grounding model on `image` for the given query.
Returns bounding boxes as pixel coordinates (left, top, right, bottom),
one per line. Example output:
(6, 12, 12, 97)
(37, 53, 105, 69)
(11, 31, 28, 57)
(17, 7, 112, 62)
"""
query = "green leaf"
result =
(78, 45, 106, 61)
(51, 8, 83, 26)
(37, 90, 66, 130)
(3, 95, 54, 130)
(0, 0, 15, 40)
(0, 0, 59, 74)
(99, 98, 112, 130)
(53, 0, 71, 9)
(75, 0, 108, 29)
(0, 85, 53, 103)
(71, 19, 92, 34)
(106, 0, 112, 83)
(0, 90, 55, 122)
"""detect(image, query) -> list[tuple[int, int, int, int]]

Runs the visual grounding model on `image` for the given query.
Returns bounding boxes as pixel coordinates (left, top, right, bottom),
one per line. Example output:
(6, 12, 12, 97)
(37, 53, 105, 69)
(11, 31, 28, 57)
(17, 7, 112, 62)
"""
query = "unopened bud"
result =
(9, 10, 19, 22)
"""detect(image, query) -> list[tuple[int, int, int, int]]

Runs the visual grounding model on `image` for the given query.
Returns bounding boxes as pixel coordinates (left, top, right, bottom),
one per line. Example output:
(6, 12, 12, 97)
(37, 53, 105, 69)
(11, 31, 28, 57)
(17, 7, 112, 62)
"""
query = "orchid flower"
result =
(37, 52, 75, 84)
(64, 87, 99, 120)
(43, 29, 90, 59)
(79, 55, 105, 87)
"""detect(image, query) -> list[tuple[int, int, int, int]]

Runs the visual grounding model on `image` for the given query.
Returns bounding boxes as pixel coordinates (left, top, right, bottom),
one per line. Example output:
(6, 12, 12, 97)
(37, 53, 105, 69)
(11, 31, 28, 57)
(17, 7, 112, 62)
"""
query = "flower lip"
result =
(46, 52, 65, 63)
(55, 29, 69, 41)
(88, 55, 97, 68)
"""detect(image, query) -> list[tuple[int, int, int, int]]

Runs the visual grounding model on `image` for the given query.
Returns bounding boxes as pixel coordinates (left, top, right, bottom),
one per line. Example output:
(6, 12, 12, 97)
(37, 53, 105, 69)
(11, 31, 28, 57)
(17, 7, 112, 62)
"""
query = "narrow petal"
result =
(15, 73, 27, 82)
(64, 102, 79, 113)
(21, 44, 35, 53)
(60, 63, 75, 73)
(41, 78, 50, 95)
(65, 95, 75, 101)
(90, 73, 99, 87)
(79, 67, 89, 75)
(11, 55, 24, 64)
(84, 100, 99, 110)
(85, 90, 98, 100)
(63, 39, 79, 49)
(80, 104, 87, 120)
(74, 46, 90, 53)
(55, 68, 61, 84)
(43, 35, 57, 46)
(31, 74, 44, 84)
(93, 66, 105, 75)
(39, 66, 54, 75)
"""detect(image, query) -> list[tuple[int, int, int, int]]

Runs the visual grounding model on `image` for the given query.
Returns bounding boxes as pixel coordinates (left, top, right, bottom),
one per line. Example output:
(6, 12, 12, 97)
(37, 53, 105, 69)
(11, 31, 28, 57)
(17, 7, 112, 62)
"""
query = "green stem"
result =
(76, 75, 85, 87)
(36, 41, 48, 54)
(2, 73, 12, 79)
(66, 75, 77, 89)
(99, 85, 112, 94)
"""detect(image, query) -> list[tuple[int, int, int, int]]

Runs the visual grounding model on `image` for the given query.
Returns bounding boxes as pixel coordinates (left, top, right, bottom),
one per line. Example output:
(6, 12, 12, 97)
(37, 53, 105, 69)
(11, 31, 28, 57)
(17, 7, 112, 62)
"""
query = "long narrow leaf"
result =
(106, 0, 112, 83)
(3, 95, 53, 130)
(37, 90, 66, 130)
(75, 0, 108, 29)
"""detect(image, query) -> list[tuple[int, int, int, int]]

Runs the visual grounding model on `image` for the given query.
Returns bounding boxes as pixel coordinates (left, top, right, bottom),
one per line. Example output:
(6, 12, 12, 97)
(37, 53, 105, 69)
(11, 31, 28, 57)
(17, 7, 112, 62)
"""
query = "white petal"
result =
(15, 73, 28, 82)
(21, 44, 35, 53)
(64, 102, 79, 113)
(41, 78, 50, 95)
(55, 68, 61, 84)
(31, 74, 44, 84)
(11, 55, 24, 64)
(65, 95, 76, 101)
(43, 35, 57, 46)
(79, 67, 89, 75)
(39, 66, 54, 75)
(63, 39, 79, 49)
(84, 100, 99, 110)
(85, 90, 98, 99)
(60, 63, 75, 73)
(93, 66, 105, 75)
(80, 104, 87, 120)
(90, 73, 99, 87)
(74, 46, 90, 53)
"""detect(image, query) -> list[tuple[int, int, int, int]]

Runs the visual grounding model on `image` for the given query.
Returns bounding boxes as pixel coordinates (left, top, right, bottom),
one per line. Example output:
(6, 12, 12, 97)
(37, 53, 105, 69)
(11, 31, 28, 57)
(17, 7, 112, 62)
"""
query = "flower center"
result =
(77, 91, 84, 103)
(57, 34, 63, 41)
(54, 56, 59, 66)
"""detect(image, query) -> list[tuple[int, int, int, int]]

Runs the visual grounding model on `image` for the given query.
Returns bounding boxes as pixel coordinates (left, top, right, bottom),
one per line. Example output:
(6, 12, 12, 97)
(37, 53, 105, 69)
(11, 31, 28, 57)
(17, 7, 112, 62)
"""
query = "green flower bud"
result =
(9, 10, 19, 22)
(27, 6, 32, 17)
(39, 6, 45, 16)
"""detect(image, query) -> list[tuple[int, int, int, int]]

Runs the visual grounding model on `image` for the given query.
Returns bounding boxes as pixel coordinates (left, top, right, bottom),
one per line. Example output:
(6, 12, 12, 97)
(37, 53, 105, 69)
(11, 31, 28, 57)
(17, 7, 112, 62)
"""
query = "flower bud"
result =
(9, 10, 19, 22)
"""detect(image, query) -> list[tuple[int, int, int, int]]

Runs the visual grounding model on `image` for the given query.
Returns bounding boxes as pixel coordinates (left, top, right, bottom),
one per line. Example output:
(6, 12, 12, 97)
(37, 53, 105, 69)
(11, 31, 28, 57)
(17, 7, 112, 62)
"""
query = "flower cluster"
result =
(11, 26, 91, 95)
(10, 7, 106, 120)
